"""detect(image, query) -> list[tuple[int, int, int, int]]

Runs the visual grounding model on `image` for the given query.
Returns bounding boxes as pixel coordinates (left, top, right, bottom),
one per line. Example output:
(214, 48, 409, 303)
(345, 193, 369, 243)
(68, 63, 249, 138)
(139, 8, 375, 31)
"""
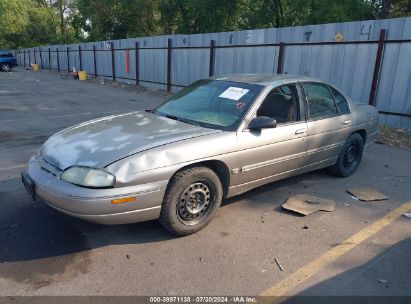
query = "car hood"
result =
(40, 111, 221, 170)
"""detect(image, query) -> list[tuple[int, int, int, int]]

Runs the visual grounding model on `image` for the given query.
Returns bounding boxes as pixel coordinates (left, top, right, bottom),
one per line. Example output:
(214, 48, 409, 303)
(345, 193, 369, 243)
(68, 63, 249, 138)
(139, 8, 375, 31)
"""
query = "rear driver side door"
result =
(301, 82, 354, 166)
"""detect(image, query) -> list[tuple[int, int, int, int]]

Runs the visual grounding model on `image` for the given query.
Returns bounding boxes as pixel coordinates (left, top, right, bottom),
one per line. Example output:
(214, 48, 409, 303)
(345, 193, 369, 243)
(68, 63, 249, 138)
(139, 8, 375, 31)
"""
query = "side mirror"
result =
(247, 116, 277, 130)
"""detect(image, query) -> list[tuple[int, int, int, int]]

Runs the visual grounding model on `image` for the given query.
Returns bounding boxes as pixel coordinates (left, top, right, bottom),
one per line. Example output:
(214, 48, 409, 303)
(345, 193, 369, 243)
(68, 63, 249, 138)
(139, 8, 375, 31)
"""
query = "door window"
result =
(303, 83, 338, 119)
(329, 86, 350, 114)
(257, 84, 299, 124)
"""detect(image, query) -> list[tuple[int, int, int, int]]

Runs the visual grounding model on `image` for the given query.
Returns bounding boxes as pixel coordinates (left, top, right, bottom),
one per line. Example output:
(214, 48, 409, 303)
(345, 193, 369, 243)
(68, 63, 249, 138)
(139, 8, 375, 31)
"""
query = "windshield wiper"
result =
(163, 114, 198, 126)
(156, 112, 216, 129)
(196, 121, 217, 129)
(163, 114, 208, 127)
(178, 117, 202, 126)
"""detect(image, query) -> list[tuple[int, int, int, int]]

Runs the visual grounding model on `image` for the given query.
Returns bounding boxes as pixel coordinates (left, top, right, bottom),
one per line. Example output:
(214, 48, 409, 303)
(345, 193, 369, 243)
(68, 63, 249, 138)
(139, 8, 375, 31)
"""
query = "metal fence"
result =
(15, 17, 411, 130)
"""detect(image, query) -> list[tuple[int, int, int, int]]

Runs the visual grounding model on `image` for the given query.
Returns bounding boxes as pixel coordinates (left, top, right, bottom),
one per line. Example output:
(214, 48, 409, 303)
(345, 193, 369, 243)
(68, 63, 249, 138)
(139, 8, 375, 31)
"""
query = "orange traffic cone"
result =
(72, 67, 79, 79)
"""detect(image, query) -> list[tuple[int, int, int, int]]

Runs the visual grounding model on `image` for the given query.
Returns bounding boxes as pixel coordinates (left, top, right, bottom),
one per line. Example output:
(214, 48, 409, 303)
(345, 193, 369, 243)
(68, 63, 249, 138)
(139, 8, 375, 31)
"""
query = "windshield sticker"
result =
(219, 87, 249, 100)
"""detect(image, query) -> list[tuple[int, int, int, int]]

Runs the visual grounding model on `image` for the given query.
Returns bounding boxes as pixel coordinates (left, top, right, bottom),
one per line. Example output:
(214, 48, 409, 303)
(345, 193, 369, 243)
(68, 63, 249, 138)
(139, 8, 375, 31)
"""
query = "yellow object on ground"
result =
(31, 64, 39, 71)
(260, 200, 411, 297)
(78, 71, 87, 80)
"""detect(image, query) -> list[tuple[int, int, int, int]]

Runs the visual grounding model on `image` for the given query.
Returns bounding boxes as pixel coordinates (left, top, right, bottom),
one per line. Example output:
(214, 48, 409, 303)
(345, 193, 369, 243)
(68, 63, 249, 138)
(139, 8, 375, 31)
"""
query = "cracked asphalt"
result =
(0, 69, 410, 297)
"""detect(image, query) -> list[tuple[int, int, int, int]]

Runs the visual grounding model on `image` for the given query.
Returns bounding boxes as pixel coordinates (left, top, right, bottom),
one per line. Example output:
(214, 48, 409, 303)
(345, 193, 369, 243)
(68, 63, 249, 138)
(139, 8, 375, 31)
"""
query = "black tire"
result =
(159, 166, 223, 236)
(0, 63, 11, 72)
(329, 132, 364, 177)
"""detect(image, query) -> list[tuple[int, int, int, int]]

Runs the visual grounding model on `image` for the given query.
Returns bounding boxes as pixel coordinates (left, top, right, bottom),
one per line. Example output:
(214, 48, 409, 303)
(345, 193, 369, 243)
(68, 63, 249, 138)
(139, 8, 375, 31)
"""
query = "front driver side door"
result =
(233, 83, 308, 188)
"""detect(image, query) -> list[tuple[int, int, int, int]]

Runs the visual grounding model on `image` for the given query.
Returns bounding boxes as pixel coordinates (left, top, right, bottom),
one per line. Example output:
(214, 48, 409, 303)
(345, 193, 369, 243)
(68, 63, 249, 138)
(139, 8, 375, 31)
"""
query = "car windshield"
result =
(153, 79, 264, 131)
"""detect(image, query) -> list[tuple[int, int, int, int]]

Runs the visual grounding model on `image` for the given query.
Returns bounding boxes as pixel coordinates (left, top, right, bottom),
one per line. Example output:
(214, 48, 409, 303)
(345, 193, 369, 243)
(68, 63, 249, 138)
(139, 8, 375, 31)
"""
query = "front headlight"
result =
(60, 166, 116, 188)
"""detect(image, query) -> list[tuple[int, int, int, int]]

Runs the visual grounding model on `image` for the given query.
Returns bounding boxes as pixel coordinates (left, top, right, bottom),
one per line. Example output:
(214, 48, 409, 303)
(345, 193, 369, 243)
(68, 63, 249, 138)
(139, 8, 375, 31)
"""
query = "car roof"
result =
(212, 74, 323, 86)
(0, 50, 12, 54)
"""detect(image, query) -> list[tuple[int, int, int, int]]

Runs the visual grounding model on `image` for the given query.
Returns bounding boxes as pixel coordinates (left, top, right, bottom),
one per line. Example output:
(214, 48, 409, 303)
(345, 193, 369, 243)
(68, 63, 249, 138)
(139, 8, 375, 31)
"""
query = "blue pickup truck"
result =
(0, 50, 17, 72)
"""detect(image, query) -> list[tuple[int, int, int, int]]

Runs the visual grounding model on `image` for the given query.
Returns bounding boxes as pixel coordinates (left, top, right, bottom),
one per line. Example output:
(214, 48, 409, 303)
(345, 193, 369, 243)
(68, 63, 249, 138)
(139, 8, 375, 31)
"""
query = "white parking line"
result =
(260, 200, 411, 297)
(0, 164, 27, 172)
(0, 111, 124, 123)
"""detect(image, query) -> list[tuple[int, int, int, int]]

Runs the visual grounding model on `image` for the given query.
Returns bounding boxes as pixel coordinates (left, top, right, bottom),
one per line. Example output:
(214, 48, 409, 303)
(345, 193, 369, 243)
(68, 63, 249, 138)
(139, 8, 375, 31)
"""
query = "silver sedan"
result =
(22, 74, 379, 235)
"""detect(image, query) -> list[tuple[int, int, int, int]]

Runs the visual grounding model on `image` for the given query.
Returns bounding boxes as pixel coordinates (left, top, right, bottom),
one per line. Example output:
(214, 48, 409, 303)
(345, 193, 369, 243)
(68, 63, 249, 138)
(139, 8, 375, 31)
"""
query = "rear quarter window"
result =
(329, 86, 350, 114)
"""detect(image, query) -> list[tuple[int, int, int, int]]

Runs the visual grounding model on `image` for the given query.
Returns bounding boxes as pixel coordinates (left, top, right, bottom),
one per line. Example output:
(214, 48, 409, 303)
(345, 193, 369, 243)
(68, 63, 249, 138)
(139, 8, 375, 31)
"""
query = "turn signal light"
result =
(111, 196, 137, 204)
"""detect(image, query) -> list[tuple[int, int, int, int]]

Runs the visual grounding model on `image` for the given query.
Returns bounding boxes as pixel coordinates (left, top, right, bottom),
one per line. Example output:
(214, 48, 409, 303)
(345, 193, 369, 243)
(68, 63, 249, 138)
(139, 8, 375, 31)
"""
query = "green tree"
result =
(238, 0, 375, 29)
(0, 0, 79, 48)
(1, 0, 410, 49)
(375, 0, 411, 18)
(25, 3, 60, 46)
(159, 0, 240, 34)
(390, 0, 411, 17)
(0, 0, 29, 49)
(73, 0, 160, 41)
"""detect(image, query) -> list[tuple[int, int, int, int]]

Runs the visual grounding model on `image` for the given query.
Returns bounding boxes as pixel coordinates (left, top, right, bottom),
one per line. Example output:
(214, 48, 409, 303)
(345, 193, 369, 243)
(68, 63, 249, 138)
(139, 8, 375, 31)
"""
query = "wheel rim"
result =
(2, 64, 10, 72)
(177, 181, 214, 225)
(343, 141, 359, 168)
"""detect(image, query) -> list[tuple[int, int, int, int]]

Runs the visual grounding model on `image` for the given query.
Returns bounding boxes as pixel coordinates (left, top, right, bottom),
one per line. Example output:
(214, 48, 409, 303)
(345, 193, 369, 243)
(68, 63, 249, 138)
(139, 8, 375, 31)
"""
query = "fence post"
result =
(56, 49, 60, 72)
(48, 48, 51, 70)
(66, 47, 70, 72)
(135, 41, 139, 86)
(39, 48, 43, 69)
(126, 49, 130, 74)
(28, 50, 30, 65)
(277, 42, 285, 74)
(209, 40, 216, 77)
(34, 48, 37, 64)
(93, 45, 97, 77)
(111, 42, 116, 82)
(369, 29, 386, 106)
(78, 45, 82, 71)
(23, 50, 26, 67)
(167, 38, 172, 92)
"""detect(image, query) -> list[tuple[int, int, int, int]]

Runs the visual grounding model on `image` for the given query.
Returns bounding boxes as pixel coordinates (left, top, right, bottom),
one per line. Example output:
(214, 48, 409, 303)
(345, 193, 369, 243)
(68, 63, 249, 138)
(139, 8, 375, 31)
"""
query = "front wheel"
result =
(0, 63, 11, 72)
(329, 132, 364, 177)
(159, 166, 223, 236)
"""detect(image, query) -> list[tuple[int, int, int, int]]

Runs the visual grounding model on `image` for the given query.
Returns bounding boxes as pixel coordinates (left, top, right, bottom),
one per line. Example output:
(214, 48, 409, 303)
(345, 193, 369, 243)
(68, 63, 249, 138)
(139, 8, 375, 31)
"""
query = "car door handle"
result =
(295, 129, 306, 135)
(343, 120, 352, 125)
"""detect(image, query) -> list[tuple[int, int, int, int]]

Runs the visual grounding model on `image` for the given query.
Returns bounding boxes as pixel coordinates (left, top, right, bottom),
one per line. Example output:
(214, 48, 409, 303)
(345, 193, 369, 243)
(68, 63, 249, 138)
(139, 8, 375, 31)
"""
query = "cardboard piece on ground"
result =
(347, 188, 389, 201)
(282, 194, 335, 216)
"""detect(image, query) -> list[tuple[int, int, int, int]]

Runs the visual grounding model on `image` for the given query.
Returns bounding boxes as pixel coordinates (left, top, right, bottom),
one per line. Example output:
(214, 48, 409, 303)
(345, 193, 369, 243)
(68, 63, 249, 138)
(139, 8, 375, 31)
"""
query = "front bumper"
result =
(23, 156, 168, 224)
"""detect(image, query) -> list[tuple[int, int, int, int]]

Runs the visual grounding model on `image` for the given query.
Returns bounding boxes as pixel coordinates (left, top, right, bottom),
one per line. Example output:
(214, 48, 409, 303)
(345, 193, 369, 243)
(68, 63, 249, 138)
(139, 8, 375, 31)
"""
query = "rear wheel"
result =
(0, 63, 11, 72)
(329, 132, 364, 177)
(159, 166, 223, 236)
